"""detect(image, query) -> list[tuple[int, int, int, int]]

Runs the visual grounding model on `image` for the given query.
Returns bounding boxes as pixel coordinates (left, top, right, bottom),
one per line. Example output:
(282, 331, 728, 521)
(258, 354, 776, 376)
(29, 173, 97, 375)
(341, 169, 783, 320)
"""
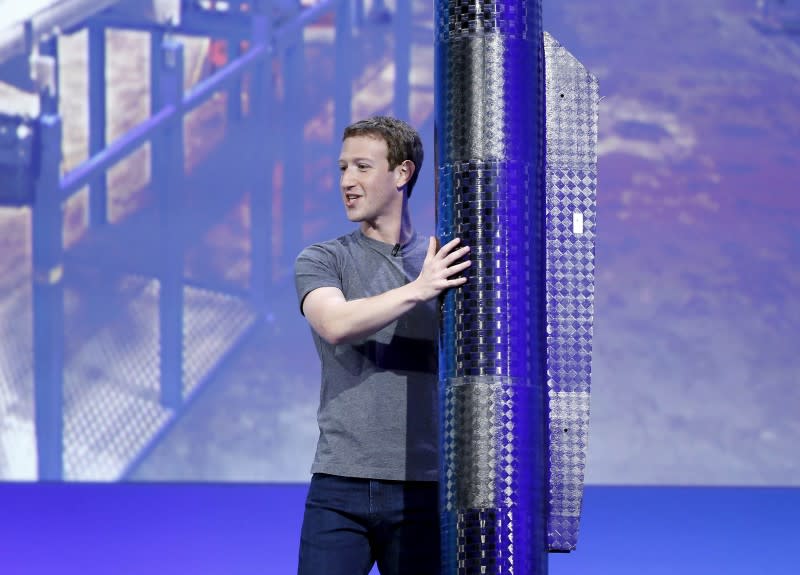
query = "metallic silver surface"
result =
(543, 31, 599, 552)
(441, 376, 545, 510)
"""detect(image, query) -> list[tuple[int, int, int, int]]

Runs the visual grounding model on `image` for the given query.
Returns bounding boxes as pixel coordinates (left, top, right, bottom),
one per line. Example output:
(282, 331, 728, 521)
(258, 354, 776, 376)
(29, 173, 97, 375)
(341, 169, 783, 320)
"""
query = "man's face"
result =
(338, 135, 404, 224)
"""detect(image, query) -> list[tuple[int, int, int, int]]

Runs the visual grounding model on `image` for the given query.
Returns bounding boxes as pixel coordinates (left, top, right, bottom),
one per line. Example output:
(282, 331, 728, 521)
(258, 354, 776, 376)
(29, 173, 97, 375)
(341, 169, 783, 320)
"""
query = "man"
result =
(294, 116, 470, 575)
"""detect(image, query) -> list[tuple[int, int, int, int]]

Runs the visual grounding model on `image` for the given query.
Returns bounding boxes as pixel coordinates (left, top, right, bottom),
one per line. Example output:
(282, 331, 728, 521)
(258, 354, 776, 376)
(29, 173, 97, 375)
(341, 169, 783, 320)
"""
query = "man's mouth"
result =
(345, 194, 361, 206)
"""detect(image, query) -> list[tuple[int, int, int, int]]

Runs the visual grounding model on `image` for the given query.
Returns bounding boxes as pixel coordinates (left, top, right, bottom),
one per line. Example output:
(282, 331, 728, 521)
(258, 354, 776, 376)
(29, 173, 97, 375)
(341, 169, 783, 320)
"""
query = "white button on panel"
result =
(572, 211, 584, 234)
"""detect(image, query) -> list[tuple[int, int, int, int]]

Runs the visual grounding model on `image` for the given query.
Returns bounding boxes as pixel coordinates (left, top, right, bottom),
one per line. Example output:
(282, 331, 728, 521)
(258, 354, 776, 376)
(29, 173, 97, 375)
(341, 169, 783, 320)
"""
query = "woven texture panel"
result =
(543, 31, 599, 552)
(441, 378, 547, 573)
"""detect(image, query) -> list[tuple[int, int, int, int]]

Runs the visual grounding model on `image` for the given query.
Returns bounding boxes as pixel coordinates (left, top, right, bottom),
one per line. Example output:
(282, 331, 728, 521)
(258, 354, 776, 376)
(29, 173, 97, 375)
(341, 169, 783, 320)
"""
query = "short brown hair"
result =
(343, 116, 424, 198)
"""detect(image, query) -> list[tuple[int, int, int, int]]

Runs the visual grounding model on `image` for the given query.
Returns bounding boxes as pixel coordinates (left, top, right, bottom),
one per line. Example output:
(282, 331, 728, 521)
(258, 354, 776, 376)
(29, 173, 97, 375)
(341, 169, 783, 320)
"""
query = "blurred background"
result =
(0, 0, 798, 487)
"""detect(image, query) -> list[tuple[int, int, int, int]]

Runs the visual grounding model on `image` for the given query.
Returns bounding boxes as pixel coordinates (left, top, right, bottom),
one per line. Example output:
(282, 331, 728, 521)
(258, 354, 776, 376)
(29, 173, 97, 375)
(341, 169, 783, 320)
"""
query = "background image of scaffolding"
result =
(0, 0, 798, 484)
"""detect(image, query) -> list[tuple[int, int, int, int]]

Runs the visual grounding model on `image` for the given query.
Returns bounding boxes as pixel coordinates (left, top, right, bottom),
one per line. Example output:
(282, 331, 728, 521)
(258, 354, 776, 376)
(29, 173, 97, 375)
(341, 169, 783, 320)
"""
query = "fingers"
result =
(434, 237, 471, 283)
(438, 237, 462, 256)
(439, 260, 470, 286)
(418, 237, 471, 297)
(436, 237, 470, 263)
(447, 259, 472, 275)
(442, 245, 471, 267)
(427, 236, 437, 259)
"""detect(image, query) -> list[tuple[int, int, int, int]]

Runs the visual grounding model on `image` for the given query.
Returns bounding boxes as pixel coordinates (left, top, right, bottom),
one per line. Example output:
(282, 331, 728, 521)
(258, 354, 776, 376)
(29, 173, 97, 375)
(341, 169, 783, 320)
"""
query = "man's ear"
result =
(395, 160, 415, 190)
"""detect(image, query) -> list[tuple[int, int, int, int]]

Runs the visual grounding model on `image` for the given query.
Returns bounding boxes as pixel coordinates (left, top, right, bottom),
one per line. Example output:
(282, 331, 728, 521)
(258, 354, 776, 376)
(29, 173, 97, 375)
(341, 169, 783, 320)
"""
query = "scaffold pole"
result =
(156, 38, 185, 409)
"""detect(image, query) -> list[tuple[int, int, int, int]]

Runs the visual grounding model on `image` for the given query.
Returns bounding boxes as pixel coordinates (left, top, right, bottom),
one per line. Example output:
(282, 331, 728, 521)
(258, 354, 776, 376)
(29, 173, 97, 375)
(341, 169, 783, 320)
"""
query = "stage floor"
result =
(0, 483, 796, 574)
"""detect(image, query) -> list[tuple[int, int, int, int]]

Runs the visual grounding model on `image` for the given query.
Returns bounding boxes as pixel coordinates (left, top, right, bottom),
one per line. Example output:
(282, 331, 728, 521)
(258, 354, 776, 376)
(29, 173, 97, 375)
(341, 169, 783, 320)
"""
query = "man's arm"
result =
(302, 237, 470, 345)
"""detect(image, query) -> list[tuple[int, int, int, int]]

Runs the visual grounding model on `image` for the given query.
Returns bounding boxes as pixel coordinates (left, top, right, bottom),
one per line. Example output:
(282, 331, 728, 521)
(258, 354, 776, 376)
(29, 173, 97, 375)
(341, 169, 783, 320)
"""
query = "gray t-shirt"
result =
(294, 229, 438, 481)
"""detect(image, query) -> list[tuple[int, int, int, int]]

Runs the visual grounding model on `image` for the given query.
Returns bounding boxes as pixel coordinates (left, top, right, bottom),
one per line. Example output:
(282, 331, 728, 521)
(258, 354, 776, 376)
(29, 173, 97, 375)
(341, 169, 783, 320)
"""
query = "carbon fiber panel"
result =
(435, 1, 548, 573)
(543, 31, 599, 552)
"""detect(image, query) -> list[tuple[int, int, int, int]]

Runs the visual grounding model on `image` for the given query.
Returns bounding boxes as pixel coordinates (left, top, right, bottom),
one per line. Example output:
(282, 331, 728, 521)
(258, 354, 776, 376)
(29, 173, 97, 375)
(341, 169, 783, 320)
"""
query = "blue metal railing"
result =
(27, 0, 384, 480)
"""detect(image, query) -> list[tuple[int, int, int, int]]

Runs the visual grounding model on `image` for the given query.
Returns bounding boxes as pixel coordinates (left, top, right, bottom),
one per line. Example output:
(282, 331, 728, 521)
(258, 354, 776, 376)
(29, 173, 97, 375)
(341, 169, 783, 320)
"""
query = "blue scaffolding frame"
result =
(13, 0, 403, 480)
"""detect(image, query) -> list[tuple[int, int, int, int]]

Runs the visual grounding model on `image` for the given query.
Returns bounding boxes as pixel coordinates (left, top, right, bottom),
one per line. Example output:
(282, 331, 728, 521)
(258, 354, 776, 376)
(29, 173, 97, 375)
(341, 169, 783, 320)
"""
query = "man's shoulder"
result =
(297, 230, 362, 261)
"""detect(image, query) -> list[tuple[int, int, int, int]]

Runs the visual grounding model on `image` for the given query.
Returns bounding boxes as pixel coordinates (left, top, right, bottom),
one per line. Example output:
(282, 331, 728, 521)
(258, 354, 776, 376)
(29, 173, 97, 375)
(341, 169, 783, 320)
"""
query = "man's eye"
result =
(358, 164, 369, 170)
(338, 166, 346, 172)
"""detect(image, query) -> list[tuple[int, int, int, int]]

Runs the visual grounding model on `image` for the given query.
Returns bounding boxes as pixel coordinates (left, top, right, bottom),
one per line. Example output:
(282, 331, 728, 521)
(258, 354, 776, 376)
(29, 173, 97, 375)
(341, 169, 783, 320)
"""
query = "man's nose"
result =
(341, 167, 356, 189)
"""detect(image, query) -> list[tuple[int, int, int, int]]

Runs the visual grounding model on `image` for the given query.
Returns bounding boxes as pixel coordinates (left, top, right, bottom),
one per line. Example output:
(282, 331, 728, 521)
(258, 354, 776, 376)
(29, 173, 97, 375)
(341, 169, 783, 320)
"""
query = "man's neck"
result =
(360, 209, 414, 246)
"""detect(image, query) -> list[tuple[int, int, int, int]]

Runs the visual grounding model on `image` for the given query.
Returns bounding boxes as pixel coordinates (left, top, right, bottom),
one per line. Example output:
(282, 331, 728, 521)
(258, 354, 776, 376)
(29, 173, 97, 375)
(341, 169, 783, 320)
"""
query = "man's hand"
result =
(412, 237, 471, 302)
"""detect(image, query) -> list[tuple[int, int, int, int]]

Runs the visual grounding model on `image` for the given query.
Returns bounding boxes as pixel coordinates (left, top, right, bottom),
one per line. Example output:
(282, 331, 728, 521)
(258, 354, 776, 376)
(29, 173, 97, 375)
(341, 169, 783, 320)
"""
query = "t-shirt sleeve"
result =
(294, 244, 343, 316)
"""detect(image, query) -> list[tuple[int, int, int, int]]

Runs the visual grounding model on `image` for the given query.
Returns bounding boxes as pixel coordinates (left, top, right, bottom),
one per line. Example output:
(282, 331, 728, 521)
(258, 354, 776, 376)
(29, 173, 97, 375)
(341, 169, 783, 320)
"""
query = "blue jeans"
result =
(297, 473, 440, 575)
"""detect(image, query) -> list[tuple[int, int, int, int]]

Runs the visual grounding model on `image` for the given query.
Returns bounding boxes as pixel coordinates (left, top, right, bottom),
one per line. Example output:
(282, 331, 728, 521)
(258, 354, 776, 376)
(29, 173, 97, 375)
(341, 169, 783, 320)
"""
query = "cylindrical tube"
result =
(435, 2, 548, 574)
